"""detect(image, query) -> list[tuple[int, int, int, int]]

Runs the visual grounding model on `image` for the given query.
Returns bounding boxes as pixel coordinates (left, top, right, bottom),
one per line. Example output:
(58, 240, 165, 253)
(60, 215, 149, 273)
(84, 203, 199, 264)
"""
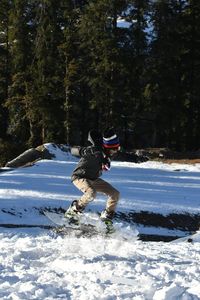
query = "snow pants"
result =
(73, 178, 120, 213)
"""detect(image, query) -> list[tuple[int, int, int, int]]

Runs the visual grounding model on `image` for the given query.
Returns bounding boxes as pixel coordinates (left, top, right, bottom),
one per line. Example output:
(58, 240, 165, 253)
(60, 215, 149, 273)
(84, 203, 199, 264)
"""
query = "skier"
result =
(65, 128, 120, 222)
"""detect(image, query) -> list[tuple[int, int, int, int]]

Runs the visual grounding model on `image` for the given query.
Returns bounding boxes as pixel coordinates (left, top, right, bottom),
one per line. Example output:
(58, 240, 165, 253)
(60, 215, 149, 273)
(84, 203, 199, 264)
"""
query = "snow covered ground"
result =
(0, 144, 200, 299)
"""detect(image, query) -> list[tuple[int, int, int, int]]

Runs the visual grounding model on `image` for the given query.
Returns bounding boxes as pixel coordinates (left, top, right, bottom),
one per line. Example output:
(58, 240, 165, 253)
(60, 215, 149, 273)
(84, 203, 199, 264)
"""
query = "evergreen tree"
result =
(5, 0, 34, 146)
(0, 0, 11, 139)
(61, 0, 90, 145)
(183, 0, 200, 149)
(123, 0, 150, 147)
(79, 0, 128, 130)
(146, 0, 190, 149)
(30, 0, 65, 145)
(0, 0, 199, 153)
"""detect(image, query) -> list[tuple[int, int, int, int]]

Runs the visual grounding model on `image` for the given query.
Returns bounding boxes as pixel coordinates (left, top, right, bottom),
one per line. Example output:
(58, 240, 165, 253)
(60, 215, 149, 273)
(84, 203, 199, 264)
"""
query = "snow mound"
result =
(44, 143, 74, 161)
(112, 160, 200, 172)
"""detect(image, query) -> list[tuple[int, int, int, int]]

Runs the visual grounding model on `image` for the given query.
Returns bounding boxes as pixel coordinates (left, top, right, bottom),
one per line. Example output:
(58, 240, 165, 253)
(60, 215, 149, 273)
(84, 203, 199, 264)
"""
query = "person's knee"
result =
(86, 187, 96, 201)
(113, 189, 120, 201)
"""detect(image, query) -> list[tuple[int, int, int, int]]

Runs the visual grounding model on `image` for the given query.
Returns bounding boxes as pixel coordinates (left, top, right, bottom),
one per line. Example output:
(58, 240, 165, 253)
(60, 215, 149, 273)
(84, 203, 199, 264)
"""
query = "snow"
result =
(1, 145, 200, 299)
(117, 18, 133, 28)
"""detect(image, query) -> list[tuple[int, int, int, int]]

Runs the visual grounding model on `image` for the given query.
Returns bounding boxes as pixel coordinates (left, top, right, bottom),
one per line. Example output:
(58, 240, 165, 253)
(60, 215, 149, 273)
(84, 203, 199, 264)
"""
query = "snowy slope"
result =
(1, 145, 200, 299)
(1, 144, 200, 233)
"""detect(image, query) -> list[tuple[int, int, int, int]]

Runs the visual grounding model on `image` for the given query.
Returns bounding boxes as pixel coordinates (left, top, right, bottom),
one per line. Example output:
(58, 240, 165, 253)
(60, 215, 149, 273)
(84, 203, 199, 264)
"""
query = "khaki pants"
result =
(73, 178, 120, 213)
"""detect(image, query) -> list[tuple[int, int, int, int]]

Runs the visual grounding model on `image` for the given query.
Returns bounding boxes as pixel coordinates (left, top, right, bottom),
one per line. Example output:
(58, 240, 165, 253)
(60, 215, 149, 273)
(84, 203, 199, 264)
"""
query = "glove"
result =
(102, 157, 111, 171)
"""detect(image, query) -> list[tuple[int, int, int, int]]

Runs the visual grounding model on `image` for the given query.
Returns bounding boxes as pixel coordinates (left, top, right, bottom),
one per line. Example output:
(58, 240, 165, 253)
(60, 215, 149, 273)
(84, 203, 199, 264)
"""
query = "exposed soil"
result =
(155, 158, 200, 165)
(116, 211, 200, 232)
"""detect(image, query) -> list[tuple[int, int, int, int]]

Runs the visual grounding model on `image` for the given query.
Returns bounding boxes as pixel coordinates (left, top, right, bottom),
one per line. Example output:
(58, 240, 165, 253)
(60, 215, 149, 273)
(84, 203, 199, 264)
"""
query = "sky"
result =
(0, 144, 200, 300)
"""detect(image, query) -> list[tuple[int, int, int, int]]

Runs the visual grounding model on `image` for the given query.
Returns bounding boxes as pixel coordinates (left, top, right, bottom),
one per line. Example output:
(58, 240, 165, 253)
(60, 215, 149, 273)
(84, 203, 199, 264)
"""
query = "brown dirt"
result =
(154, 158, 200, 164)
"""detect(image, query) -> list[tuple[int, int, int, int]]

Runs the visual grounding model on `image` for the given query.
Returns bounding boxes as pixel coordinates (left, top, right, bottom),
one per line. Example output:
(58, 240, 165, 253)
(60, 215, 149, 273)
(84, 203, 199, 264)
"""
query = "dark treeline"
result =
(0, 0, 200, 164)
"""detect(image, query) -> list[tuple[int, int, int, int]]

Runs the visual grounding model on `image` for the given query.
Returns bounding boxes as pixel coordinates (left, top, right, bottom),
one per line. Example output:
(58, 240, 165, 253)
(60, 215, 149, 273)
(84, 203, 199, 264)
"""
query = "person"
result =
(65, 128, 120, 221)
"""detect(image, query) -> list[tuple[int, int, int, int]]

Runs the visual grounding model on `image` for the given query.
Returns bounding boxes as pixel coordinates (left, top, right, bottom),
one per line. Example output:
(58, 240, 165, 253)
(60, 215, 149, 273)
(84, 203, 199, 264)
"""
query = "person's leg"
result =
(67, 178, 119, 219)
(73, 178, 97, 209)
(91, 178, 120, 214)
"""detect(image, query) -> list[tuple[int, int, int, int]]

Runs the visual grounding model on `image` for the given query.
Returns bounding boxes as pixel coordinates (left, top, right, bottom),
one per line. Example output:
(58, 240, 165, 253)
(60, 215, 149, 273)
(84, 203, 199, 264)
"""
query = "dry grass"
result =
(155, 158, 200, 165)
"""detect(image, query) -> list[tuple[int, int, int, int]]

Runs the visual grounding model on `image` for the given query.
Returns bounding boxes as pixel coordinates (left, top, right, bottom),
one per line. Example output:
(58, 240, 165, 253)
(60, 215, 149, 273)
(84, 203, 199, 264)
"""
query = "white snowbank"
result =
(0, 229, 200, 299)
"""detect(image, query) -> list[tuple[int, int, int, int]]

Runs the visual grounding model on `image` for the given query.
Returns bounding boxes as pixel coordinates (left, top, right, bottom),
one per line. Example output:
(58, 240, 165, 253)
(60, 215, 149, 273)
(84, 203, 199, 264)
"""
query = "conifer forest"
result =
(0, 0, 200, 164)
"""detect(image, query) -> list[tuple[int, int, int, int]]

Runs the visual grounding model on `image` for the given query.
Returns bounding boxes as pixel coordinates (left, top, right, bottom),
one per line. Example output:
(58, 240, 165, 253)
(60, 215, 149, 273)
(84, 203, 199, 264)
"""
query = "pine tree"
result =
(79, 0, 128, 130)
(123, 0, 150, 148)
(5, 0, 33, 146)
(30, 0, 65, 145)
(183, 0, 200, 149)
(1, 0, 199, 152)
(0, 0, 11, 139)
(61, 0, 90, 145)
(146, 0, 190, 149)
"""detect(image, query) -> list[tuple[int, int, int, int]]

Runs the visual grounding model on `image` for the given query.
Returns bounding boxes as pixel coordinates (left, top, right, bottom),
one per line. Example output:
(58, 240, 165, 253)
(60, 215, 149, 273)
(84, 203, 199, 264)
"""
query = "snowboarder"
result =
(65, 128, 120, 222)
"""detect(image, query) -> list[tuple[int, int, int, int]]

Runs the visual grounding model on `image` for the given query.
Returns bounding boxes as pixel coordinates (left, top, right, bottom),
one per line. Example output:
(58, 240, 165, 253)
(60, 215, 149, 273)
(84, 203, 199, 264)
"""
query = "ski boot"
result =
(100, 210, 115, 234)
(64, 200, 84, 225)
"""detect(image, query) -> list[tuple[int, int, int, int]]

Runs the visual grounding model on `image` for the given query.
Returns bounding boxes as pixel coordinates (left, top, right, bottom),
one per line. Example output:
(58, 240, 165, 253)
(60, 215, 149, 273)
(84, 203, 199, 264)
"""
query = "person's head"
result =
(103, 127, 120, 156)
(88, 129, 102, 146)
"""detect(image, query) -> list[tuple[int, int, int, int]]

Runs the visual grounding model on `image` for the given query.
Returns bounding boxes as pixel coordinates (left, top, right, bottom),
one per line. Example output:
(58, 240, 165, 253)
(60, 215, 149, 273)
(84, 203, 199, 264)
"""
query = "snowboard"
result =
(44, 210, 115, 237)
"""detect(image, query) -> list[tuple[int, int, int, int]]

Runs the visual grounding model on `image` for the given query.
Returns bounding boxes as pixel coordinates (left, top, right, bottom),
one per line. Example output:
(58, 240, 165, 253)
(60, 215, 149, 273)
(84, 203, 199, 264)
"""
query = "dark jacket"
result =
(71, 145, 108, 181)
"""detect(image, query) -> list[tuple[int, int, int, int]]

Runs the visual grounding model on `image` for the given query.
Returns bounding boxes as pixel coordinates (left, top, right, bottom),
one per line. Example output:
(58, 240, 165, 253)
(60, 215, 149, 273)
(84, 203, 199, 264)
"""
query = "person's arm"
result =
(71, 146, 90, 157)
(70, 146, 81, 157)
(102, 156, 111, 171)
